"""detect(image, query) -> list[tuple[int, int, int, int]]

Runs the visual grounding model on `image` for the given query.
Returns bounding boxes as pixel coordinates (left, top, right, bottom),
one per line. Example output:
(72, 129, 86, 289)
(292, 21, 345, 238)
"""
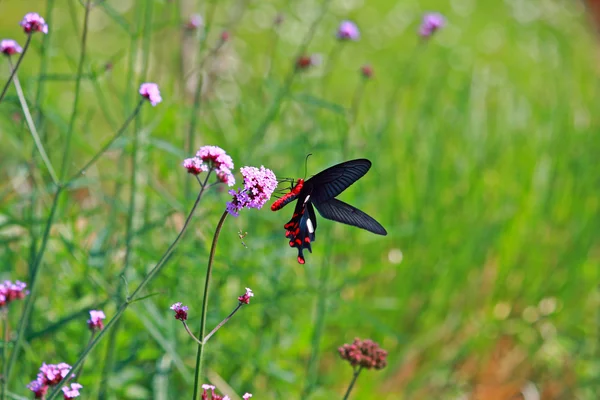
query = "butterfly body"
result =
(273, 159, 387, 264)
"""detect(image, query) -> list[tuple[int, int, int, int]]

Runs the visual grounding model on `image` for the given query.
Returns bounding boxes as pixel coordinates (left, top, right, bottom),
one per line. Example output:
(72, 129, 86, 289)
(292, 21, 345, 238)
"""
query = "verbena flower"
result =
(62, 383, 83, 399)
(338, 338, 388, 370)
(183, 145, 235, 186)
(243, 394, 252, 400)
(337, 20, 360, 41)
(87, 310, 106, 331)
(360, 65, 373, 79)
(238, 288, 254, 305)
(0, 280, 28, 307)
(185, 14, 203, 30)
(27, 377, 48, 399)
(170, 302, 188, 321)
(139, 82, 162, 106)
(226, 166, 277, 217)
(20, 13, 49, 34)
(200, 384, 233, 400)
(1, 39, 22, 56)
(419, 12, 445, 38)
(39, 362, 73, 385)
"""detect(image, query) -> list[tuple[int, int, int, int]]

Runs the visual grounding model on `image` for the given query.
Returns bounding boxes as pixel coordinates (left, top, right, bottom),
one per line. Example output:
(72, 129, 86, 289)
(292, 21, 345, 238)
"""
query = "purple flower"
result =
(243, 394, 253, 400)
(27, 377, 48, 399)
(170, 302, 188, 321)
(196, 146, 234, 170)
(183, 146, 235, 186)
(238, 288, 254, 305)
(183, 157, 208, 175)
(226, 166, 277, 217)
(419, 12, 445, 38)
(20, 13, 49, 34)
(337, 20, 360, 41)
(200, 384, 231, 400)
(87, 310, 106, 331)
(1, 39, 23, 56)
(185, 14, 203, 30)
(39, 362, 73, 385)
(139, 82, 162, 106)
(0, 280, 29, 307)
(62, 383, 83, 399)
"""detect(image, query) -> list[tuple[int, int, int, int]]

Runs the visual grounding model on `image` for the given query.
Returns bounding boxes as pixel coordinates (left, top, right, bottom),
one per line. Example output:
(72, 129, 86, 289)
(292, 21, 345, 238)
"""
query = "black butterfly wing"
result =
(313, 198, 387, 235)
(283, 195, 318, 264)
(305, 159, 371, 204)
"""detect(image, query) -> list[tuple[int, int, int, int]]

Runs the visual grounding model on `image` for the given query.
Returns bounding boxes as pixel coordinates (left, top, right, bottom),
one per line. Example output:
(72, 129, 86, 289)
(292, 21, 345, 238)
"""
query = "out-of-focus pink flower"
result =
(87, 310, 106, 331)
(200, 384, 232, 400)
(0, 280, 28, 307)
(20, 13, 49, 34)
(338, 338, 388, 370)
(62, 383, 83, 399)
(242, 393, 253, 399)
(185, 14, 203, 30)
(170, 302, 188, 321)
(183, 146, 235, 185)
(419, 13, 445, 38)
(220, 31, 230, 42)
(337, 20, 360, 41)
(238, 288, 254, 305)
(360, 65, 373, 79)
(295, 54, 322, 70)
(27, 377, 48, 399)
(1, 39, 23, 56)
(139, 82, 162, 106)
(226, 166, 277, 217)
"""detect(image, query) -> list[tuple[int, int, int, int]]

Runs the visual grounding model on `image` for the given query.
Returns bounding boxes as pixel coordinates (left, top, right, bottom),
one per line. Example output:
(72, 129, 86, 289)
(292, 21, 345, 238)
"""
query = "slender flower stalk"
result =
(342, 366, 363, 400)
(46, 175, 211, 400)
(1, 310, 8, 400)
(0, 34, 32, 103)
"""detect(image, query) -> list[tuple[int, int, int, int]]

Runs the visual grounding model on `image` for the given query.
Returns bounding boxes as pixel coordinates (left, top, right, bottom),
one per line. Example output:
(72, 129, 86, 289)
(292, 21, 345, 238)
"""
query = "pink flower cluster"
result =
(237, 288, 254, 305)
(201, 384, 252, 400)
(338, 338, 388, 370)
(170, 302, 188, 321)
(139, 82, 162, 106)
(20, 13, 49, 34)
(27, 362, 82, 399)
(87, 310, 106, 331)
(0, 39, 22, 56)
(0, 280, 28, 307)
(419, 13, 445, 38)
(226, 166, 277, 217)
(183, 145, 235, 186)
(337, 20, 360, 41)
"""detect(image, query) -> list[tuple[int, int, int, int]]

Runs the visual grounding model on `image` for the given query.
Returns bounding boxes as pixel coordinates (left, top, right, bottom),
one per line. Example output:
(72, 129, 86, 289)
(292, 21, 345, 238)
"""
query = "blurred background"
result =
(1, 0, 600, 399)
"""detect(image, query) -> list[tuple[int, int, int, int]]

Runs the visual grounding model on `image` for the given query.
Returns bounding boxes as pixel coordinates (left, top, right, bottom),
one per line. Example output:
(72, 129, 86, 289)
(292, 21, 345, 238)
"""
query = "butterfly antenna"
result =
(303, 153, 312, 179)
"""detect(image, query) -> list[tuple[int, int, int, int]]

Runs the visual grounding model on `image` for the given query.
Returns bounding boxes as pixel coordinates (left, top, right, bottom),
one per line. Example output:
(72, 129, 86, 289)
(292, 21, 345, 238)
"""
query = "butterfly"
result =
(271, 159, 387, 263)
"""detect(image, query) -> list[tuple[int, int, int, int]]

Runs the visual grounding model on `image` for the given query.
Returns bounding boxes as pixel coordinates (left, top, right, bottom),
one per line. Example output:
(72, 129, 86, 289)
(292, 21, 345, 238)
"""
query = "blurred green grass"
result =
(1, 0, 600, 399)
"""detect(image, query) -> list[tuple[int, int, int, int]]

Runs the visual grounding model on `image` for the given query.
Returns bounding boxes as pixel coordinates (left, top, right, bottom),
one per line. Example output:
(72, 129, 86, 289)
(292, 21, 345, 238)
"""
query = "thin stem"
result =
(1, 311, 8, 400)
(181, 321, 202, 344)
(342, 366, 363, 400)
(192, 210, 229, 400)
(60, 0, 92, 180)
(47, 181, 210, 400)
(0, 34, 32, 104)
(66, 100, 144, 185)
(9, 60, 59, 184)
(202, 303, 243, 344)
(5, 186, 63, 387)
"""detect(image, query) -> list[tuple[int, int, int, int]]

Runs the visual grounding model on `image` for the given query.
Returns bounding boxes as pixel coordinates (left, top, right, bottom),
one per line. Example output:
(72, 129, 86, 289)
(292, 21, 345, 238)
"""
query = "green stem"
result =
(192, 210, 229, 399)
(0, 34, 32, 104)
(4, 186, 63, 387)
(202, 303, 243, 344)
(59, 0, 92, 180)
(8, 60, 59, 184)
(1, 310, 8, 400)
(342, 366, 363, 400)
(47, 178, 210, 400)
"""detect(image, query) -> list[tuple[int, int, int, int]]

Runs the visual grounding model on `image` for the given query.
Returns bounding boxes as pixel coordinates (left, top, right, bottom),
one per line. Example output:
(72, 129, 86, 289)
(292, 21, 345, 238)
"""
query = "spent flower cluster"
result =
(238, 288, 254, 305)
(87, 310, 106, 332)
(226, 166, 277, 217)
(183, 145, 236, 186)
(338, 338, 388, 370)
(27, 362, 82, 399)
(170, 302, 189, 321)
(0, 280, 28, 307)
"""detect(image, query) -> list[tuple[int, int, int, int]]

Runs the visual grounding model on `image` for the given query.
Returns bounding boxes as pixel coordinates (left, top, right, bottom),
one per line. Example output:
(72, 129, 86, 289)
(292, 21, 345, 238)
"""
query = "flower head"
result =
(419, 12, 445, 38)
(200, 384, 232, 400)
(360, 65, 373, 79)
(87, 310, 106, 331)
(238, 288, 254, 305)
(185, 14, 203, 30)
(0, 280, 29, 307)
(139, 82, 162, 106)
(338, 338, 388, 370)
(27, 377, 48, 399)
(337, 20, 360, 41)
(20, 13, 49, 34)
(226, 166, 277, 217)
(170, 302, 188, 321)
(1, 39, 23, 56)
(183, 146, 235, 185)
(38, 362, 73, 385)
(243, 393, 253, 399)
(62, 383, 83, 399)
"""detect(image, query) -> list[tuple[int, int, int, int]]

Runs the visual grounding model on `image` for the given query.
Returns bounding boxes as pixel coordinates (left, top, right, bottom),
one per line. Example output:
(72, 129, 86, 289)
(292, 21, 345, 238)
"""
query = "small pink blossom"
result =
(38, 362, 73, 385)
(243, 393, 253, 399)
(183, 157, 208, 175)
(87, 310, 106, 331)
(20, 13, 49, 34)
(0, 280, 28, 307)
(200, 384, 231, 400)
(419, 12, 445, 38)
(337, 20, 360, 41)
(185, 14, 203, 30)
(27, 377, 48, 399)
(183, 146, 236, 186)
(238, 288, 254, 305)
(1, 39, 23, 56)
(139, 82, 162, 106)
(170, 302, 188, 321)
(361, 65, 373, 79)
(62, 383, 83, 399)
(226, 166, 277, 217)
